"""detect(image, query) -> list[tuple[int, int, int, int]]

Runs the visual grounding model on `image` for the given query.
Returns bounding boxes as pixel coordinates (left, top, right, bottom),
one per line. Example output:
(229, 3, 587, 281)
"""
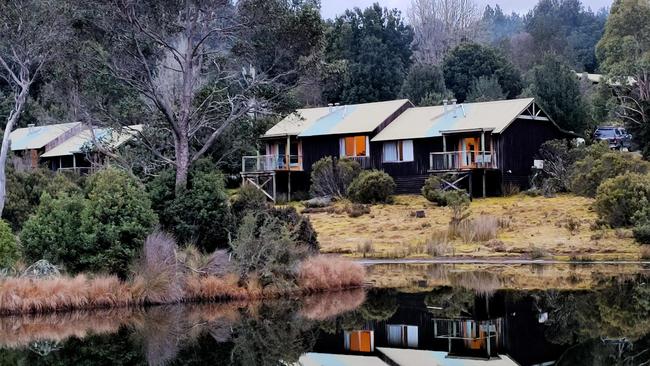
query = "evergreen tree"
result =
(400, 64, 448, 106)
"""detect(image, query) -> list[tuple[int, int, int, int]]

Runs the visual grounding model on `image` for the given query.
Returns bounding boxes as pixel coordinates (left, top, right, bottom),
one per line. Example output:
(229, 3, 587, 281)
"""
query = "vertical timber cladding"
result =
(496, 118, 567, 189)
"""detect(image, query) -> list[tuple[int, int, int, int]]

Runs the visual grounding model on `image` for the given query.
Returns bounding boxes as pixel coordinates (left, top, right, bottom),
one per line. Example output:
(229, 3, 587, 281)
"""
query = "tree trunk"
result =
(0, 87, 29, 216)
(175, 133, 190, 193)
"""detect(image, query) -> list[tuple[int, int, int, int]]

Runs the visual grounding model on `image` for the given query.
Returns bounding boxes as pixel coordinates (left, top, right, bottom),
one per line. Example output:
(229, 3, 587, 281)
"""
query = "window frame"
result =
(340, 135, 370, 158)
(382, 140, 414, 163)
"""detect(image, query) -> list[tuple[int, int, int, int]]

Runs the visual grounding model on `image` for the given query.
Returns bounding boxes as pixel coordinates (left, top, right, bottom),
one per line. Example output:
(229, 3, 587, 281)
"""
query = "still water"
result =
(1, 263, 650, 365)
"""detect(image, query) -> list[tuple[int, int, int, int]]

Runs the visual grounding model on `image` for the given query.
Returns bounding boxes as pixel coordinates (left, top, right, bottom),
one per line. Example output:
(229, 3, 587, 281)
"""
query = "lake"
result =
(1, 263, 650, 365)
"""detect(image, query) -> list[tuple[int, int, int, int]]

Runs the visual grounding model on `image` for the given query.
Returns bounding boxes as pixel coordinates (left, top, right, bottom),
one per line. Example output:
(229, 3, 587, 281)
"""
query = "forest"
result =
(0, 0, 649, 278)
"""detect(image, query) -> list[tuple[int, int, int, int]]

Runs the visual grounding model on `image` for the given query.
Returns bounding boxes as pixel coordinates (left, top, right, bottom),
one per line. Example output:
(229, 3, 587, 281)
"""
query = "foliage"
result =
(230, 213, 308, 286)
(525, 54, 590, 134)
(322, 4, 413, 103)
(148, 161, 232, 252)
(442, 43, 522, 102)
(633, 224, 650, 245)
(400, 64, 448, 106)
(534, 139, 583, 193)
(20, 193, 87, 273)
(0, 219, 18, 268)
(2, 167, 51, 231)
(21, 169, 156, 277)
(267, 206, 319, 252)
(422, 176, 445, 204)
(347, 170, 395, 204)
(525, 0, 607, 72)
(231, 184, 269, 223)
(446, 191, 471, 238)
(570, 146, 650, 197)
(466, 75, 505, 102)
(310, 156, 361, 198)
(594, 173, 650, 228)
(596, 0, 650, 157)
(482, 5, 524, 45)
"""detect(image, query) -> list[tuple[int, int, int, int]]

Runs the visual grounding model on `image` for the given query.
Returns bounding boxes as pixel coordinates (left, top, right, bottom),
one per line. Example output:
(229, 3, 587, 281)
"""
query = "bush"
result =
(231, 184, 269, 224)
(446, 191, 471, 238)
(21, 193, 87, 273)
(347, 170, 395, 204)
(422, 176, 446, 204)
(571, 146, 650, 197)
(21, 168, 157, 278)
(148, 161, 233, 252)
(633, 224, 650, 245)
(310, 157, 361, 198)
(594, 173, 650, 227)
(230, 213, 309, 286)
(267, 206, 319, 252)
(0, 219, 19, 268)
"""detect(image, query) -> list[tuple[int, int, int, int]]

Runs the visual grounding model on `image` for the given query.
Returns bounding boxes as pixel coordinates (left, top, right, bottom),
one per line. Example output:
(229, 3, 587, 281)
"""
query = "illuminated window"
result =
(340, 136, 369, 157)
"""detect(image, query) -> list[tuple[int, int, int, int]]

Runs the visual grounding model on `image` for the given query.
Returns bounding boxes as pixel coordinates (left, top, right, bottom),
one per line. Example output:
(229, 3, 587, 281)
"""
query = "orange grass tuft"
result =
(297, 255, 366, 293)
(299, 289, 366, 320)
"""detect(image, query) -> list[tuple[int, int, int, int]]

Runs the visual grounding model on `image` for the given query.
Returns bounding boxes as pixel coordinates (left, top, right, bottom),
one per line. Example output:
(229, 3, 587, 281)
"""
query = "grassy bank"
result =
(0, 256, 364, 316)
(305, 194, 642, 260)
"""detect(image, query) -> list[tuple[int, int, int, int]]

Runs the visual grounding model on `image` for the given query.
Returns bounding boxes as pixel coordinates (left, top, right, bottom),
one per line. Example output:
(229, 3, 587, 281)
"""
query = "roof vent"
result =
(443, 99, 448, 112)
(328, 103, 334, 113)
(27, 124, 36, 134)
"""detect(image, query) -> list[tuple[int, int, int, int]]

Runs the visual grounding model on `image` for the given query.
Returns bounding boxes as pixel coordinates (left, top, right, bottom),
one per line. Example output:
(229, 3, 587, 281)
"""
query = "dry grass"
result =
(306, 194, 641, 260)
(297, 255, 365, 293)
(449, 271, 502, 296)
(299, 289, 366, 321)
(472, 215, 499, 242)
(641, 245, 650, 260)
(425, 230, 452, 256)
(357, 240, 374, 257)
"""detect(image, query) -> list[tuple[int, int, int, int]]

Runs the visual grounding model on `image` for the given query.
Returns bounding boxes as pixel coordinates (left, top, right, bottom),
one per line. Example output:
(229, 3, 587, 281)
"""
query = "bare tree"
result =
(408, 0, 481, 64)
(0, 0, 68, 216)
(96, 0, 281, 192)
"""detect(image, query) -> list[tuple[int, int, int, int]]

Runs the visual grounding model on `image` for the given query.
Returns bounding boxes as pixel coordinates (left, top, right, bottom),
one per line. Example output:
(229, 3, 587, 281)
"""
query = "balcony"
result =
(242, 154, 303, 173)
(429, 151, 496, 172)
(345, 156, 372, 169)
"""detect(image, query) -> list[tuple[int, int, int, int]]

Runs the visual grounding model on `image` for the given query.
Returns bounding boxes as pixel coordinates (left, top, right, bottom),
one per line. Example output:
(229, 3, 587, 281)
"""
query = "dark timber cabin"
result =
(372, 98, 573, 196)
(241, 99, 412, 200)
(241, 97, 573, 200)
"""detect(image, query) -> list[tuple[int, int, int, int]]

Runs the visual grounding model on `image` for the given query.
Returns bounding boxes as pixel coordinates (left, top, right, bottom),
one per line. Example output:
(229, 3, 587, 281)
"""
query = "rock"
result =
(21, 260, 61, 279)
(302, 196, 332, 208)
(415, 210, 426, 218)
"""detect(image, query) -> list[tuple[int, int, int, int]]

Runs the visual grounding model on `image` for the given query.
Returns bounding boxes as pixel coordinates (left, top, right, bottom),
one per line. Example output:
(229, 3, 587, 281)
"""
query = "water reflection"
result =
(1, 267, 650, 365)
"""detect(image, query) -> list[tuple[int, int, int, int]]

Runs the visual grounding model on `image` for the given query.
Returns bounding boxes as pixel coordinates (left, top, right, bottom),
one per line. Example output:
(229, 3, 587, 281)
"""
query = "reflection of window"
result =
(387, 325, 418, 348)
(383, 140, 413, 162)
(340, 136, 369, 157)
(344, 330, 374, 352)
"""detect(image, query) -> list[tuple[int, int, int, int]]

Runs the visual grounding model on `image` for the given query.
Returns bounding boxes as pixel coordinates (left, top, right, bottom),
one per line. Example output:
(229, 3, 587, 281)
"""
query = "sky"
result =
(320, 0, 613, 19)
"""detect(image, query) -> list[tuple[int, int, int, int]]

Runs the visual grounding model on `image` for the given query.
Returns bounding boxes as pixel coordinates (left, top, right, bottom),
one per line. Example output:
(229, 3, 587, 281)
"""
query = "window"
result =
(382, 140, 413, 162)
(340, 136, 369, 157)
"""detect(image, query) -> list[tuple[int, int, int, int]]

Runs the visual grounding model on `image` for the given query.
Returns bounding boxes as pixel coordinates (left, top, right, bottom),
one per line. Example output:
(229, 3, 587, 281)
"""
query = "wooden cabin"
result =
(241, 99, 412, 200)
(10, 123, 142, 173)
(242, 98, 574, 199)
(372, 98, 574, 196)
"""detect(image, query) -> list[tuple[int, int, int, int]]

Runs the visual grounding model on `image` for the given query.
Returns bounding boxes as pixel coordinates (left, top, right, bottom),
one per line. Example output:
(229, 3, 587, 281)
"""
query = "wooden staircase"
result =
(393, 174, 430, 194)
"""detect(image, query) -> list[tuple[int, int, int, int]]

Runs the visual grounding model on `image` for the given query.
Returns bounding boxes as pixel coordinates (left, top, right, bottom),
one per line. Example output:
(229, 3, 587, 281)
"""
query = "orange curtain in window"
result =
(355, 136, 366, 156)
(349, 331, 373, 352)
(345, 136, 355, 157)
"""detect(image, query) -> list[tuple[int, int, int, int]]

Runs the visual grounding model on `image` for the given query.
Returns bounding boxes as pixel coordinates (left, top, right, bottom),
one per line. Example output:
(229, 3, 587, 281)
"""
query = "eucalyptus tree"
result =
(0, 0, 69, 216)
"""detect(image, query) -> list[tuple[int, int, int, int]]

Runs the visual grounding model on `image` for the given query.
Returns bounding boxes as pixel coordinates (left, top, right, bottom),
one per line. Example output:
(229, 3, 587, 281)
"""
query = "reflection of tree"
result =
(556, 335, 650, 366)
(425, 286, 474, 318)
(229, 301, 317, 366)
(318, 289, 399, 335)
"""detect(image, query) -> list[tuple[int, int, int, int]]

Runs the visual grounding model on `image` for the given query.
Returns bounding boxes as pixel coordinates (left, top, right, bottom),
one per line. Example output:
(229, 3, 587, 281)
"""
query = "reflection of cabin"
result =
(242, 98, 573, 200)
(10, 123, 142, 173)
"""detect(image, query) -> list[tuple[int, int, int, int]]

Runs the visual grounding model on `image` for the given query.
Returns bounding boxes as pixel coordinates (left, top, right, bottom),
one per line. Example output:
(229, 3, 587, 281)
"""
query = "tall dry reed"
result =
(297, 255, 365, 293)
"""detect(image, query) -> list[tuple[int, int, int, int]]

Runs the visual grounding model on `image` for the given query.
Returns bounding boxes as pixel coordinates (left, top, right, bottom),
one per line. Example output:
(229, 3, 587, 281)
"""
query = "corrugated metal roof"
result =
(297, 353, 388, 366)
(377, 347, 518, 366)
(9, 122, 81, 150)
(41, 125, 142, 158)
(263, 99, 411, 138)
(371, 98, 536, 142)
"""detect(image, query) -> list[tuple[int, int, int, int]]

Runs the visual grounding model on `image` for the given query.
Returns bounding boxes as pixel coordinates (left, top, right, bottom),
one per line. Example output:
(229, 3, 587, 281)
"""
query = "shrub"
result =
(633, 225, 650, 245)
(267, 206, 319, 252)
(310, 157, 361, 198)
(21, 193, 88, 273)
(132, 231, 183, 304)
(422, 176, 446, 204)
(446, 191, 471, 238)
(594, 173, 650, 227)
(347, 170, 395, 204)
(230, 213, 309, 286)
(0, 220, 19, 268)
(81, 169, 158, 278)
(149, 162, 233, 252)
(571, 147, 650, 197)
(529, 245, 549, 259)
(231, 184, 269, 224)
(346, 203, 371, 218)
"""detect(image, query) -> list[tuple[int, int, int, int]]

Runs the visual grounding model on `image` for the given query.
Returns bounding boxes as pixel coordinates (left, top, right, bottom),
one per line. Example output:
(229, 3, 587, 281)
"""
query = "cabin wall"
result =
(497, 118, 566, 188)
(300, 135, 342, 174)
(374, 137, 443, 176)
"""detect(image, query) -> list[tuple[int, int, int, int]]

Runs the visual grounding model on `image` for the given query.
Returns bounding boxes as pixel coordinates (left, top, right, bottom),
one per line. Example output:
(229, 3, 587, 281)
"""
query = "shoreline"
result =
(356, 258, 650, 265)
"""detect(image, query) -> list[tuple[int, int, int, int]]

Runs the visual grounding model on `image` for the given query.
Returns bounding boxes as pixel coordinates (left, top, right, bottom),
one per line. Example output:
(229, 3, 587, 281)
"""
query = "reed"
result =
(296, 255, 365, 293)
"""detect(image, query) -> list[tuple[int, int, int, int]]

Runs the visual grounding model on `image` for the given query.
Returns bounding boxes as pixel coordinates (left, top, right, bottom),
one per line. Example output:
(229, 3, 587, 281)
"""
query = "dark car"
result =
(594, 126, 632, 150)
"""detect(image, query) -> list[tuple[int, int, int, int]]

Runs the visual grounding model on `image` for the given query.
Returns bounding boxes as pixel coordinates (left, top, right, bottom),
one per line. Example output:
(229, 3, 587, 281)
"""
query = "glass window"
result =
(383, 140, 413, 162)
(340, 136, 369, 157)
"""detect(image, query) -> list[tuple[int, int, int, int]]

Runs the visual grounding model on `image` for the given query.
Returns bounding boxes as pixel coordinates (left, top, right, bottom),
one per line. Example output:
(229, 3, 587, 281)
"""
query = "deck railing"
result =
(345, 156, 372, 169)
(429, 151, 496, 171)
(241, 155, 303, 173)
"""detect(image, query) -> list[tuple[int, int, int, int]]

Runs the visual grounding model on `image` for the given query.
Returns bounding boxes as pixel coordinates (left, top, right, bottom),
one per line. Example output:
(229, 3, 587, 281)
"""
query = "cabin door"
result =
(460, 137, 479, 168)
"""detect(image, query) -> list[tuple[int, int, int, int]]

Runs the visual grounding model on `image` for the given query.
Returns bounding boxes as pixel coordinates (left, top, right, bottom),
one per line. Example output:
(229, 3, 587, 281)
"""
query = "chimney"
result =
(328, 103, 334, 113)
(28, 124, 36, 134)
(443, 99, 448, 112)
(334, 102, 341, 111)
(451, 99, 457, 106)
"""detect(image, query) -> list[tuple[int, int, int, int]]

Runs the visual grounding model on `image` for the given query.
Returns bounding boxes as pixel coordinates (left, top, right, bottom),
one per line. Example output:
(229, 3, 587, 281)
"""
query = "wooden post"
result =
(442, 134, 448, 169)
(481, 130, 485, 167)
(73, 154, 76, 173)
(482, 171, 486, 198)
(286, 134, 291, 202)
(468, 172, 473, 198)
